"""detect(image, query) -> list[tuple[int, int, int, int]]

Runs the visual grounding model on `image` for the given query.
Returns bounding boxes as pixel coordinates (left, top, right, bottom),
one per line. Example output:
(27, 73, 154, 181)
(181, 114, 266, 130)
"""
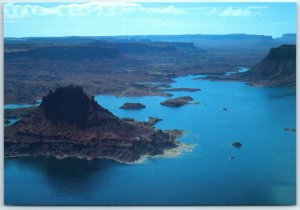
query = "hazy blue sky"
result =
(4, 1, 296, 38)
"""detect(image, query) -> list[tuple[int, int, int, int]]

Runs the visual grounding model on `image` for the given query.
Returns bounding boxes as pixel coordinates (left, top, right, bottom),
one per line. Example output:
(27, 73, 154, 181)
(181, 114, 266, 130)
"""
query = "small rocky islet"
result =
(232, 141, 242, 148)
(283, 128, 296, 132)
(4, 86, 183, 163)
(119, 102, 146, 110)
(160, 96, 196, 107)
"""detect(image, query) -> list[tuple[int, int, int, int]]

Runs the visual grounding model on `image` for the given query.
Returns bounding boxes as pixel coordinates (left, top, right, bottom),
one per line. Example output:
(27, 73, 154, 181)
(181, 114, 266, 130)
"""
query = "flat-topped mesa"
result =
(4, 86, 181, 163)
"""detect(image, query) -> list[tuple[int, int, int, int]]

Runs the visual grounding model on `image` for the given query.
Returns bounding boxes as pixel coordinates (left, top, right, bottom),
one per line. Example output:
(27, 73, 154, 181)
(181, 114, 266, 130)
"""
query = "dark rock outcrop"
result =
(147, 117, 162, 126)
(119, 103, 146, 110)
(232, 142, 242, 148)
(283, 128, 296, 132)
(236, 45, 296, 86)
(160, 96, 195, 107)
(4, 86, 181, 163)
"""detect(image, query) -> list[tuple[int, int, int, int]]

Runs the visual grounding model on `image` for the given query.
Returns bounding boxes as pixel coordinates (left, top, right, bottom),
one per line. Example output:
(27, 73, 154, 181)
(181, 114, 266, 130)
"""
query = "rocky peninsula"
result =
(4, 86, 182, 163)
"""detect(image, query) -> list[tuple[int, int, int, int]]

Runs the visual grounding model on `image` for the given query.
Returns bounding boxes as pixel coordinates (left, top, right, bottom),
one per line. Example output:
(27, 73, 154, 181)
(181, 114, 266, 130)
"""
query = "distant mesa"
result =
(4, 86, 182, 163)
(283, 128, 296, 132)
(232, 142, 242, 148)
(160, 96, 196, 107)
(120, 102, 146, 110)
(275, 34, 296, 45)
(5, 45, 121, 61)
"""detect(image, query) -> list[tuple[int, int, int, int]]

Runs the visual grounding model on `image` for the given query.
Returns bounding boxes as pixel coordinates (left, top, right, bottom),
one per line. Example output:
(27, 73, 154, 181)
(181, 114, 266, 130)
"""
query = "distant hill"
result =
(274, 33, 296, 45)
(5, 33, 296, 51)
(237, 45, 296, 86)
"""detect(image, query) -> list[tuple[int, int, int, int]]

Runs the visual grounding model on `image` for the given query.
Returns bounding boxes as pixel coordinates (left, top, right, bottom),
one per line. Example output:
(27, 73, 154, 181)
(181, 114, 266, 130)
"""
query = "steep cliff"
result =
(237, 45, 296, 86)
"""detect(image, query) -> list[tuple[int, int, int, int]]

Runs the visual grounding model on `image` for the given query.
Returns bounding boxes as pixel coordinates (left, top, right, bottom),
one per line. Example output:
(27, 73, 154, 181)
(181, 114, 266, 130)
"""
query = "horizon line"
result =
(4, 32, 296, 39)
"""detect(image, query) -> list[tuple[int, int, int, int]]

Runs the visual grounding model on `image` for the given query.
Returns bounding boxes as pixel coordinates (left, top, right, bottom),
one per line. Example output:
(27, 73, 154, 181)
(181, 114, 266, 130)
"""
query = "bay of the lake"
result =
(4, 74, 296, 205)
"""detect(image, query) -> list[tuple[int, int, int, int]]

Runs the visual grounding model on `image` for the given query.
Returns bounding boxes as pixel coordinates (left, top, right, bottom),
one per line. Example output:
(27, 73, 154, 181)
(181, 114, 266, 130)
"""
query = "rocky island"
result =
(120, 102, 146, 110)
(160, 96, 196, 107)
(283, 128, 296, 132)
(4, 86, 182, 163)
(232, 142, 242, 148)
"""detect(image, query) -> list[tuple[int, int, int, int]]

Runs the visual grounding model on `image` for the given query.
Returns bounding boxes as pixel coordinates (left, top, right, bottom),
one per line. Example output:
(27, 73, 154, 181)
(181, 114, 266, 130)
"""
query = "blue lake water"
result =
(4, 75, 296, 205)
(4, 99, 41, 109)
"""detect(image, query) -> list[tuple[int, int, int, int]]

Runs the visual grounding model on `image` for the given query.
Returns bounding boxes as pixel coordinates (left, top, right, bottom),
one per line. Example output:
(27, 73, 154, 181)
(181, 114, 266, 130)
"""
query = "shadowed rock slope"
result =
(4, 86, 181, 163)
(237, 45, 296, 86)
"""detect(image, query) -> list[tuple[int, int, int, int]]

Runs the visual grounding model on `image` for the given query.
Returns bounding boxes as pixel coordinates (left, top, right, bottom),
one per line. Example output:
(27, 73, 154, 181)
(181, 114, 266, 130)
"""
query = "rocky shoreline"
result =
(5, 139, 192, 165)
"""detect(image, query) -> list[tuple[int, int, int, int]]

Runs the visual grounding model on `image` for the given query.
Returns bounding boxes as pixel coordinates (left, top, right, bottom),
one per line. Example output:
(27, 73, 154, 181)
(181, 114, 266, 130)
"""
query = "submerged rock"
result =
(160, 96, 195, 107)
(232, 141, 242, 148)
(283, 128, 296, 132)
(120, 102, 146, 110)
(4, 86, 182, 163)
(223, 108, 228, 111)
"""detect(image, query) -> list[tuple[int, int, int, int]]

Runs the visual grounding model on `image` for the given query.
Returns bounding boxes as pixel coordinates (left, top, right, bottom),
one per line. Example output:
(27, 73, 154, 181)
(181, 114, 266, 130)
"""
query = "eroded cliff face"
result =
(4, 86, 181, 163)
(238, 45, 296, 86)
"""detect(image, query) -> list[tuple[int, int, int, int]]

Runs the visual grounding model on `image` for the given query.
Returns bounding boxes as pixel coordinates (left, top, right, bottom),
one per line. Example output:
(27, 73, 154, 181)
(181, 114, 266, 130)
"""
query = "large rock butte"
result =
(4, 86, 181, 163)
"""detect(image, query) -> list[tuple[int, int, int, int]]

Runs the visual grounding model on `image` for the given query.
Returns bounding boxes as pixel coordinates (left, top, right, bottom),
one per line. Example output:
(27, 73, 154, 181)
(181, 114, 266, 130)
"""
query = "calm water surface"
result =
(5, 75, 296, 205)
